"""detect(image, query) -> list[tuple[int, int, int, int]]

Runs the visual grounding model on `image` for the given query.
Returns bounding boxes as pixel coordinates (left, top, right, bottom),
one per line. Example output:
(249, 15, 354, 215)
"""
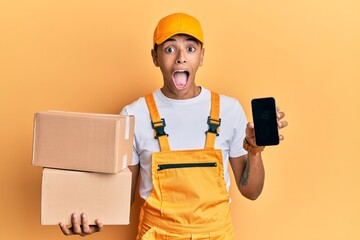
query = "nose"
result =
(176, 50, 187, 64)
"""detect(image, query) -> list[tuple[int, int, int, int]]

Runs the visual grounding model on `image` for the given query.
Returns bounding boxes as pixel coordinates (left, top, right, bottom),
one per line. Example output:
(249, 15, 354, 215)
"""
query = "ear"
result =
(151, 49, 159, 67)
(199, 48, 205, 66)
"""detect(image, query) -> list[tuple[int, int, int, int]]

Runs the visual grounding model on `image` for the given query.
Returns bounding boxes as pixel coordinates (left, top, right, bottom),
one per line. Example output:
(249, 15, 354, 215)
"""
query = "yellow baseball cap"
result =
(153, 13, 204, 46)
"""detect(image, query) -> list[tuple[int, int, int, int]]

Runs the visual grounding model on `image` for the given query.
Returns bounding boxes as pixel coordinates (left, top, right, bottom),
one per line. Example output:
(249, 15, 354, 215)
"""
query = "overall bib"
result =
(137, 92, 235, 240)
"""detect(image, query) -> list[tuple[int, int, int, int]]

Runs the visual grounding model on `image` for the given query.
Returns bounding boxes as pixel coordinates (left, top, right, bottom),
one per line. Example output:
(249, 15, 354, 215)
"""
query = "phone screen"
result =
(251, 97, 279, 146)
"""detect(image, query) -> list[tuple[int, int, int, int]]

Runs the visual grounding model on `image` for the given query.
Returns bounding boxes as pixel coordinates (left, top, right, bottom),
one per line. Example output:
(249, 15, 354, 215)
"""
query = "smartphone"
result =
(251, 97, 279, 146)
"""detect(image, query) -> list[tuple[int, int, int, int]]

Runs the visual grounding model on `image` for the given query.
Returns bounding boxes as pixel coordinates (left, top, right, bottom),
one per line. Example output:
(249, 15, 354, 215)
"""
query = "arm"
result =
(229, 143, 265, 200)
(230, 107, 287, 200)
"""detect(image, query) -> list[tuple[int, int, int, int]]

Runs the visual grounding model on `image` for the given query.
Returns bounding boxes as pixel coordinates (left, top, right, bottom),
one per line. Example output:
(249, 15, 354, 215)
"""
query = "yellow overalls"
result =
(137, 92, 235, 240)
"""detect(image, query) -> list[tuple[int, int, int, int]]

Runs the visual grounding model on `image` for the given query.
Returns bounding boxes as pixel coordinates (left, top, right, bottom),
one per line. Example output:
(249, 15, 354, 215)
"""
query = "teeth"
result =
(174, 70, 189, 75)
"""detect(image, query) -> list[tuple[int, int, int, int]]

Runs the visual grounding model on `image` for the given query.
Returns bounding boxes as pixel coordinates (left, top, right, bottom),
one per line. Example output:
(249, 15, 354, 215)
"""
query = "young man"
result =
(60, 13, 288, 239)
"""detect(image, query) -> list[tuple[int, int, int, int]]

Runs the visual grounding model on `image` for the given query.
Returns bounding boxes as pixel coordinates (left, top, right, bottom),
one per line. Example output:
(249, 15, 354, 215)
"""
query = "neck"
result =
(160, 86, 201, 100)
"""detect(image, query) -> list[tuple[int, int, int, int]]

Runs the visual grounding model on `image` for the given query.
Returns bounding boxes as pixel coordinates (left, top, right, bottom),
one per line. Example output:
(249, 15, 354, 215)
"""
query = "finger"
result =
(279, 135, 285, 141)
(71, 213, 83, 235)
(278, 120, 288, 129)
(96, 219, 104, 232)
(247, 122, 254, 129)
(59, 222, 73, 236)
(91, 219, 104, 233)
(246, 122, 255, 140)
(80, 213, 92, 235)
(277, 111, 285, 120)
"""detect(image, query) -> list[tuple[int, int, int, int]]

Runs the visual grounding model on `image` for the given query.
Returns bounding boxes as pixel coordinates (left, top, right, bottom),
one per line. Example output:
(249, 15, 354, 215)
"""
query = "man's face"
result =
(152, 34, 205, 99)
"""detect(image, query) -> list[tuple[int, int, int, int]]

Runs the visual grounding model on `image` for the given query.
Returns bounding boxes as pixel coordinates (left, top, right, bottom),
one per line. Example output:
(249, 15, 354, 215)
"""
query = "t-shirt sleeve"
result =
(120, 107, 140, 166)
(229, 100, 248, 158)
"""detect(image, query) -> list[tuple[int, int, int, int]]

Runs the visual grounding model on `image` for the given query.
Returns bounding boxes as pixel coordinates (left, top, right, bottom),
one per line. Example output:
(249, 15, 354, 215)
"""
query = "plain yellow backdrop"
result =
(1, 0, 359, 239)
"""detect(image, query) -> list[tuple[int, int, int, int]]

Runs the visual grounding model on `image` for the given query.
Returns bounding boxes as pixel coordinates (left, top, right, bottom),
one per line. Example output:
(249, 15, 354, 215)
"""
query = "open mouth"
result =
(172, 70, 189, 90)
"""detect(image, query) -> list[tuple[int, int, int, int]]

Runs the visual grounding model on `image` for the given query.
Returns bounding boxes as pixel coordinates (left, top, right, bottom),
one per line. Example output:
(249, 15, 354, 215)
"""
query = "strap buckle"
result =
(151, 118, 168, 139)
(206, 116, 221, 136)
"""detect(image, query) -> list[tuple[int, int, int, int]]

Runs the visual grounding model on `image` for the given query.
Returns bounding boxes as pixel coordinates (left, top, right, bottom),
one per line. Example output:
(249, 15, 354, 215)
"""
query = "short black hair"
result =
(154, 44, 159, 52)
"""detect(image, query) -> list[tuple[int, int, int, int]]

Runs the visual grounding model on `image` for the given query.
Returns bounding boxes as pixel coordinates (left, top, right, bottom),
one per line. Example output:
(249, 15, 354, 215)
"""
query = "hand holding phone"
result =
(251, 97, 279, 146)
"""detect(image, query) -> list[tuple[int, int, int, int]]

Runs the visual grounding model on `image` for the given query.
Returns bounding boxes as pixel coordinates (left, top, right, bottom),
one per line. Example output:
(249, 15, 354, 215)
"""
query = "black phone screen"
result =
(251, 97, 279, 146)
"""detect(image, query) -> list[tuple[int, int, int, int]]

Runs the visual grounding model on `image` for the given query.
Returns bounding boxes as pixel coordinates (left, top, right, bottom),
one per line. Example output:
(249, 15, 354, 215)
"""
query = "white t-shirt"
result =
(121, 87, 248, 200)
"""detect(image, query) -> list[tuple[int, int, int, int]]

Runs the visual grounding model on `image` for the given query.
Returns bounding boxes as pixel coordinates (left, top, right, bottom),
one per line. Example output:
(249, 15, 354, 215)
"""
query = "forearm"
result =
(239, 152, 265, 200)
(234, 105, 287, 200)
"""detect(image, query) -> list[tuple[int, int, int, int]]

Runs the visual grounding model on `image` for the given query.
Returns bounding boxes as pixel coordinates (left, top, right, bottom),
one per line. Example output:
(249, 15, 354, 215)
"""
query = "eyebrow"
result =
(163, 38, 176, 44)
(186, 37, 199, 43)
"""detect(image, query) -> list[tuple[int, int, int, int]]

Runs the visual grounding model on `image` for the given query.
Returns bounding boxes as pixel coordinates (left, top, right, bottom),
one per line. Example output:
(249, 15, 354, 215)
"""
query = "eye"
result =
(188, 46, 196, 52)
(165, 47, 175, 53)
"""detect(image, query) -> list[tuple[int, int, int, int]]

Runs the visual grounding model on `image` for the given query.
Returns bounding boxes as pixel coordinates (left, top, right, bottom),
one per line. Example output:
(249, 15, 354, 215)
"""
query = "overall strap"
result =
(145, 93, 170, 151)
(205, 92, 221, 149)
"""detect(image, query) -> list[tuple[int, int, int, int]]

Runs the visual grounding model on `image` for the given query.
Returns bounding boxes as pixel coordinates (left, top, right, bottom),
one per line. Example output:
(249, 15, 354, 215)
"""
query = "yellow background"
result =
(1, 0, 359, 239)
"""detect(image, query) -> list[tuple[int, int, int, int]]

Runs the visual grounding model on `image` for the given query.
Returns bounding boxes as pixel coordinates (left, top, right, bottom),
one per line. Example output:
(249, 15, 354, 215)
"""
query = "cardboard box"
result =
(32, 111, 134, 173)
(41, 167, 132, 225)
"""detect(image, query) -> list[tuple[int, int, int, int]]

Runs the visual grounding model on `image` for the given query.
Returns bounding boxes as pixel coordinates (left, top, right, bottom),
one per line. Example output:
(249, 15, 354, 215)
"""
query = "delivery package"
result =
(41, 167, 132, 225)
(32, 111, 134, 173)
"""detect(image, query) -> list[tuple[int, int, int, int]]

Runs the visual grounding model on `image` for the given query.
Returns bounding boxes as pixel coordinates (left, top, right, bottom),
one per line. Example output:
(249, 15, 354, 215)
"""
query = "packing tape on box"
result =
(122, 154, 128, 169)
(125, 116, 130, 140)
